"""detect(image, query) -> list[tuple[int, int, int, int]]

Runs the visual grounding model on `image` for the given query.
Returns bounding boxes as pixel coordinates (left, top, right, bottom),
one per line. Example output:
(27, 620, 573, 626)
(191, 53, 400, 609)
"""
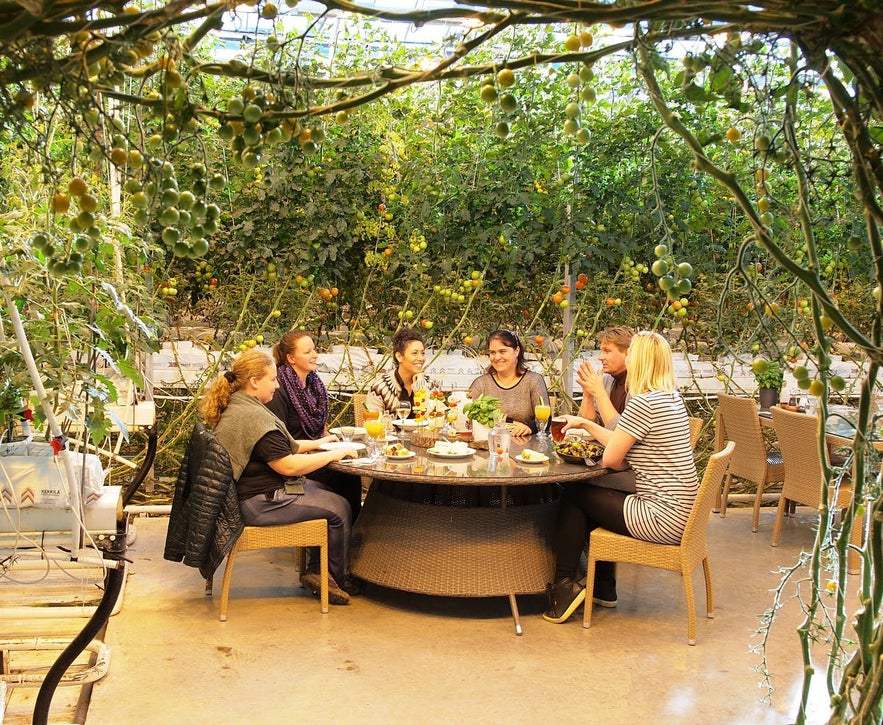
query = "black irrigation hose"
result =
(32, 563, 125, 725)
(122, 425, 158, 507)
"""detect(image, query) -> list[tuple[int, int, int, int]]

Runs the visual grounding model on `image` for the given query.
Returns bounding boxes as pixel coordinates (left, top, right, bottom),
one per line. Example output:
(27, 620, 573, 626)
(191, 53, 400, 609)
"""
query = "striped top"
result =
(619, 391, 698, 545)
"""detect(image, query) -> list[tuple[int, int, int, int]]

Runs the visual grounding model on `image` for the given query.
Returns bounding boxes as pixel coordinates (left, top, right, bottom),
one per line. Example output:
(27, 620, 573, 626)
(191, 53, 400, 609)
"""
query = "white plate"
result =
(394, 419, 428, 430)
(426, 447, 476, 459)
(514, 452, 549, 464)
(319, 441, 366, 452)
(385, 450, 416, 460)
(339, 456, 378, 466)
(329, 426, 367, 438)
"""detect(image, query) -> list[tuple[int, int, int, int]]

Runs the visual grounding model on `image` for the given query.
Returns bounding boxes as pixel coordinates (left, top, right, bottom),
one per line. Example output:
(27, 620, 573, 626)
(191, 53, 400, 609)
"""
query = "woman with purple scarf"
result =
(266, 331, 363, 523)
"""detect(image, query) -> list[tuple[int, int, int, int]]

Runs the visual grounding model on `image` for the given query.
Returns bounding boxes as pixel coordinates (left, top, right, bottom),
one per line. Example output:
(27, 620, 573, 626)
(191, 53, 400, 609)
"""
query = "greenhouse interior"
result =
(1, 2, 881, 723)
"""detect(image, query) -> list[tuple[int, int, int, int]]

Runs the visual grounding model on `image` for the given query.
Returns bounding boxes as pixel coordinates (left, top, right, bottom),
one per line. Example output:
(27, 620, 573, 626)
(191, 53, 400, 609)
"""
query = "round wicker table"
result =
(329, 437, 608, 635)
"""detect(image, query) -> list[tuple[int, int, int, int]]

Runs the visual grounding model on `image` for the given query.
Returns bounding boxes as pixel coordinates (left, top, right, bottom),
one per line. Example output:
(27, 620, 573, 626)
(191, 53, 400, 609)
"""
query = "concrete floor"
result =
(3, 507, 855, 724)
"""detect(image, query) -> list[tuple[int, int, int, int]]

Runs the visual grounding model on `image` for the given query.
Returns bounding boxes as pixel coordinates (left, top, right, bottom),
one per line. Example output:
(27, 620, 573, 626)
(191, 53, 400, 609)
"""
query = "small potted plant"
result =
(751, 358, 784, 411)
(462, 393, 502, 442)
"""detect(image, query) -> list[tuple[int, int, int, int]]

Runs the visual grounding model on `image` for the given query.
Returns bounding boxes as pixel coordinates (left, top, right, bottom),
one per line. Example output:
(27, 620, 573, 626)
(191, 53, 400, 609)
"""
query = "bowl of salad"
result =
(554, 439, 605, 466)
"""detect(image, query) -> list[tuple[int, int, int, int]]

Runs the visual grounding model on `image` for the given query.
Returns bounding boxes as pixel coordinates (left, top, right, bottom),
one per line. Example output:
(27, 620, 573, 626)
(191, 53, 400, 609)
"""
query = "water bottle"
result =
(490, 417, 510, 458)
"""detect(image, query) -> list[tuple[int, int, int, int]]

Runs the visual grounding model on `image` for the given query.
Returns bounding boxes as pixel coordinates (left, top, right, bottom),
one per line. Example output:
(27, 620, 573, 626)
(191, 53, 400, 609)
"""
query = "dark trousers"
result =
(553, 480, 631, 583)
(307, 466, 363, 524)
(240, 479, 351, 584)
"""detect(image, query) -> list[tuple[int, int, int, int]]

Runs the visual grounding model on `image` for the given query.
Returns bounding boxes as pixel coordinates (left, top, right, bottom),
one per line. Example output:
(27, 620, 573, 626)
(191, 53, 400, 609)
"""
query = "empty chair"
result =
(715, 393, 785, 532)
(770, 406, 860, 574)
(583, 442, 735, 645)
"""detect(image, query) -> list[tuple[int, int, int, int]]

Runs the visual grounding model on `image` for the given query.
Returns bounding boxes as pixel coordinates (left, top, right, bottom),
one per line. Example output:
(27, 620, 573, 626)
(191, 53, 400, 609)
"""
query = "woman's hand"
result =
(331, 445, 361, 461)
(510, 421, 532, 438)
(293, 436, 336, 453)
(561, 414, 591, 433)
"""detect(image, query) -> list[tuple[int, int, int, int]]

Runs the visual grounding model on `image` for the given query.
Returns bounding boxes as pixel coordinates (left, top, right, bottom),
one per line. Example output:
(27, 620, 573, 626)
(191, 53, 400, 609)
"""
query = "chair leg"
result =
(295, 546, 307, 576)
(582, 556, 597, 629)
(719, 472, 733, 518)
(771, 496, 787, 548)
(752, 479, 765, 533)
(701, 557, 714, 620)
(682, 571, 697, 646)
(205, 576, 213, 596)
(318, 538, 329, 614)
(507, 593, 523, 636)
(219, 548, 239, 622)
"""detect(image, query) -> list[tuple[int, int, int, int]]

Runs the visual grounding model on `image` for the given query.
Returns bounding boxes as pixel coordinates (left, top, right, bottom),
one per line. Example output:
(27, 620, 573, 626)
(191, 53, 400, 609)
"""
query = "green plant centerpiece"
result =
(752, 358, 784, 390)
(462, 394, 503, 428)
(751, 358, 784, 411)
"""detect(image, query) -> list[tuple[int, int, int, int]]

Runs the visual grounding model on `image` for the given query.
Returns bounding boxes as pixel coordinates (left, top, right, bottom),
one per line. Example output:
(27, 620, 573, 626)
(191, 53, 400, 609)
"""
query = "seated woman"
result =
(468, 329, 549, 437)
(202, 348, 361, 605)
(543, 331, 698, 623)
(265, 330, 363, 523)
(366, 327, 439, 418)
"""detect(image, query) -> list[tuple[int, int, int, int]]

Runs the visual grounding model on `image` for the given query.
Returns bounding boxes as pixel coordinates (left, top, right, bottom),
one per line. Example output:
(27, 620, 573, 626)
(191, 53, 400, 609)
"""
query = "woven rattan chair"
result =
(583, 442, 735, 645)
(770, 406, 860, 574)
(688, 416, 704, 451)
(715, 393, 785, 532)
(352, 393, 368, 427)
(218, 519, 329, 620)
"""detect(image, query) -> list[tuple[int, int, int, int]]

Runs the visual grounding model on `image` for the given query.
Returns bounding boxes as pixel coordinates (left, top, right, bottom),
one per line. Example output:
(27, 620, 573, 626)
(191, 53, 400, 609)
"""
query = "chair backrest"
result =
(770, 406, 825, 508)
(352, 393, 367, 427)
(715, 393, 770, 480)
(681, 441, 735, 556)
(688, 416, 704, 451)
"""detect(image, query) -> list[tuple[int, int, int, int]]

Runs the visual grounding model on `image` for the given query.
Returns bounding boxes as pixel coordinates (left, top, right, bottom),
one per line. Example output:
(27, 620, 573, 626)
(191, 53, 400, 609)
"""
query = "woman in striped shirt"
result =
(544, 331, 698, 624)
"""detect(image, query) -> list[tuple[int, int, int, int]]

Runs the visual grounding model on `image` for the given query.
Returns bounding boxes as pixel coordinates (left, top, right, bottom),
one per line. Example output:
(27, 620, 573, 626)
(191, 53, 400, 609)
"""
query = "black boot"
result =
(592, 561, 617, 608)
(542, 577, 586, 624)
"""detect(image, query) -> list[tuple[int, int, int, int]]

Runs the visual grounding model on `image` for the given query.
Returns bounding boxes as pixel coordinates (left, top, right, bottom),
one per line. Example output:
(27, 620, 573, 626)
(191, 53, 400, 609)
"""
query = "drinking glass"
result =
(395, 400, 412, 426)
(534, 401, 552, 438)
(364, 416, 386, 457)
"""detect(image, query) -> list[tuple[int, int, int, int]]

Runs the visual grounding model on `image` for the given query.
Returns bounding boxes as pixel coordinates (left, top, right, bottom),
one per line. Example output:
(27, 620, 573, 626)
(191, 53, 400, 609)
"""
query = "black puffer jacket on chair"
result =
(164, 423, 244, 580)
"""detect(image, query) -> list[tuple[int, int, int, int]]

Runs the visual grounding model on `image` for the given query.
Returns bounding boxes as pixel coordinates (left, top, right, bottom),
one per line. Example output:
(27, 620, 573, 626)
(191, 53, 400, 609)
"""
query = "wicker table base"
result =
(350, 487, 560, 634)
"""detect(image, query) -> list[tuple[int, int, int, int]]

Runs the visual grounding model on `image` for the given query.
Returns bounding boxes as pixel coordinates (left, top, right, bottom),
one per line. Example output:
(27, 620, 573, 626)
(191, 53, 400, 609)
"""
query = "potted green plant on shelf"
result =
(752, 358, 784, 411)
(462, 394, 502, 442)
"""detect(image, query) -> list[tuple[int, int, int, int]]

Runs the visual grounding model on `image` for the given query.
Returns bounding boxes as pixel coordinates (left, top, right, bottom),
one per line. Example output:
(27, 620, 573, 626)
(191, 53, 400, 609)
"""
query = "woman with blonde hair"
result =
(544, 331, 697, 623)
(202, 348, 361, 605)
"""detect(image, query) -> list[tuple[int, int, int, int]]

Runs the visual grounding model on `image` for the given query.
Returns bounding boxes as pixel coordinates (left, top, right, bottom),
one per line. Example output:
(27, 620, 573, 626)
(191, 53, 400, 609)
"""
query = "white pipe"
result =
(3, 284, 83, 558)
(0, 638, 110, 686)
(124, 504, 171, 516)
(0, 564, 127, 620)
(0, 550, 109, 567)
(70, 439, 138, 468)
(0, 605, 102, 620)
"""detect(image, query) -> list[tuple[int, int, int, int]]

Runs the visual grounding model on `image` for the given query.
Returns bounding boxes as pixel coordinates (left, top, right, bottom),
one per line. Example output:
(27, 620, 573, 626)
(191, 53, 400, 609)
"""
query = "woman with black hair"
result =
(366, 327, 440, 416)
(468, 329, 549, 437)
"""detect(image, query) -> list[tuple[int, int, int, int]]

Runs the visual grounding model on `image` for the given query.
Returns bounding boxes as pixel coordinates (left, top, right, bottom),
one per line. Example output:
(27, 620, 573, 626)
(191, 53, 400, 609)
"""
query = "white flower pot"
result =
(471, 421, 490, 442)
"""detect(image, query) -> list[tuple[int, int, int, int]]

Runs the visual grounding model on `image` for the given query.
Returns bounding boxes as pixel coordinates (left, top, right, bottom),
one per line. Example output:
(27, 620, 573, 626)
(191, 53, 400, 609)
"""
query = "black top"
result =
(236, 429, 292, 500)
(266, 388, 314, 440)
